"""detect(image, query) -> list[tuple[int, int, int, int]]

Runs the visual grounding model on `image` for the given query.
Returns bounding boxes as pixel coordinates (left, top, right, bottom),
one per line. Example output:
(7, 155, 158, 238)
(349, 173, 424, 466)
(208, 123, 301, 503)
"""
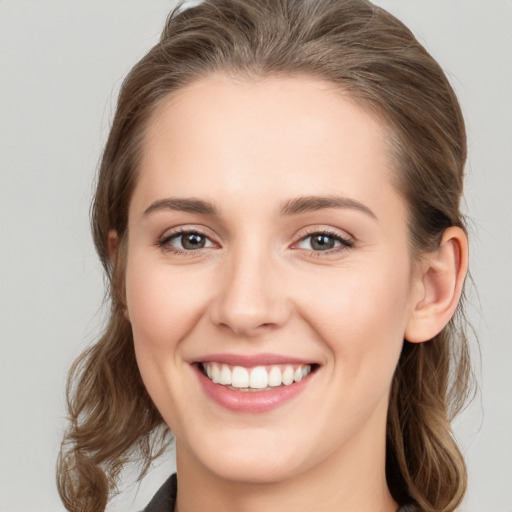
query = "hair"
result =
(57, 1, 473, 510)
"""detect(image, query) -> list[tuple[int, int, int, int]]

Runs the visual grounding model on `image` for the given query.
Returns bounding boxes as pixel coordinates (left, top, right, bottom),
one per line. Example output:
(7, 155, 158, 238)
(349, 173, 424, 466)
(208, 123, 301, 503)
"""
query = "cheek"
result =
(124, 254, 209, 354)
(299, 257, 412, 378)
(124, 255, 210, 428)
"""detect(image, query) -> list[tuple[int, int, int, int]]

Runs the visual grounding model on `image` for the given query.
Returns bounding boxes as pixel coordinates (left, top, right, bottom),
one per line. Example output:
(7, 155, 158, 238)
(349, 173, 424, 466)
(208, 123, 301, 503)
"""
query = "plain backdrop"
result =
(1, 1, 511, 511)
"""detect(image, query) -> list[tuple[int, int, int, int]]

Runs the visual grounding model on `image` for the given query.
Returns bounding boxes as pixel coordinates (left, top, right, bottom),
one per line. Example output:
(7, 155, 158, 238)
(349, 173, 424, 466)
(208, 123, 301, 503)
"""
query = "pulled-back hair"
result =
(57, 1, 473, 510)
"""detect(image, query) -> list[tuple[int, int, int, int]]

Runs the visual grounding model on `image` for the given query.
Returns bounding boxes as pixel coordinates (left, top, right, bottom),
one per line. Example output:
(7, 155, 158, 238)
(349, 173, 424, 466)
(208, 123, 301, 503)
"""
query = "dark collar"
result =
(143, 474, 177, 512)
(142, 473, 416, 512)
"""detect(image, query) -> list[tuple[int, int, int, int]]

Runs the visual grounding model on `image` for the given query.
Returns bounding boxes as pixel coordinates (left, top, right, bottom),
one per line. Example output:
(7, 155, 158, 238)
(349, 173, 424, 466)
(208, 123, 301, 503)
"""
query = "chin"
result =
(179, 427, 311, 485)
(205, 454, 301, 485)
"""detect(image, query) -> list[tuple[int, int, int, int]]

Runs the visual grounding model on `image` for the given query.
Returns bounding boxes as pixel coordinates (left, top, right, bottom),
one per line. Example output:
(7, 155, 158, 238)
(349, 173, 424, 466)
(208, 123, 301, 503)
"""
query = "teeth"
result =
(202, 362, 312, 390)
(249, 366, 268, 389)
(219, 364, 232, 385)
(231, 366, 249, 388)
(211, 364, 220, 384)
(282, 365, 294, 385)
(268, 366, 282, 387)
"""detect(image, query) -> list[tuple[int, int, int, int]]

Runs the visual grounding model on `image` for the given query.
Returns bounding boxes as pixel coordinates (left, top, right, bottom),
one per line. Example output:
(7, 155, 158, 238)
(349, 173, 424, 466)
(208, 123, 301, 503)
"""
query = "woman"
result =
(57, 0, 473, 510)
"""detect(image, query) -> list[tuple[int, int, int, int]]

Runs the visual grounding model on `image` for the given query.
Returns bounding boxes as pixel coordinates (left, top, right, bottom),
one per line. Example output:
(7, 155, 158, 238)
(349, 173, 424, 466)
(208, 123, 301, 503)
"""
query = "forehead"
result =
(132, 74, 404, 223)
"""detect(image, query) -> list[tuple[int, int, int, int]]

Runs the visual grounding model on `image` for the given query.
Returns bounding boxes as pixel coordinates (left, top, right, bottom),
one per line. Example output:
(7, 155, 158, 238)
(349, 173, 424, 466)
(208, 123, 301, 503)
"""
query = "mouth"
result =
(193, 354, 319, 412)
(199, 362, 315, 391)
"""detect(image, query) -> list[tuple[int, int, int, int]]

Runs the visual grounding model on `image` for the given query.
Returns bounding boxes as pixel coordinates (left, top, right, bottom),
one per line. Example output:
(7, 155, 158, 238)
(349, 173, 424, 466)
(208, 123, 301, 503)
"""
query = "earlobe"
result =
(108, 230, 119, 264)
(405, 227, 468, 343)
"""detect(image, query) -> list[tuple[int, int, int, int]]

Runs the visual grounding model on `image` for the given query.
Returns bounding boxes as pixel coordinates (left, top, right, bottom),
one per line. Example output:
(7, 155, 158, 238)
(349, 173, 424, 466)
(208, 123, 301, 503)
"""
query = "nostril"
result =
(214, 318, 278, 336)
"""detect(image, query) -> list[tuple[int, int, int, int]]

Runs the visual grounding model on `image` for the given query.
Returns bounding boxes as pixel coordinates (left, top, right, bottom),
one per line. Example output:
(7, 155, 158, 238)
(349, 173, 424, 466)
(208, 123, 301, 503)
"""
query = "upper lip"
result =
(192, 353, 317, 367)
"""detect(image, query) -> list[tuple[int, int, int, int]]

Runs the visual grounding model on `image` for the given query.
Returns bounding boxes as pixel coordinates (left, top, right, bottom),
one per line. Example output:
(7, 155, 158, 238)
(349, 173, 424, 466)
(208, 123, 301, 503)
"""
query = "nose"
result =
(210, 246, 291, 337)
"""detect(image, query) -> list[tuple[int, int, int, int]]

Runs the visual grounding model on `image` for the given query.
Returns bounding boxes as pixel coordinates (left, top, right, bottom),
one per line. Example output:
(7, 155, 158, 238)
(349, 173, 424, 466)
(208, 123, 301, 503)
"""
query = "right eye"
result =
(158, 230, 215, 253)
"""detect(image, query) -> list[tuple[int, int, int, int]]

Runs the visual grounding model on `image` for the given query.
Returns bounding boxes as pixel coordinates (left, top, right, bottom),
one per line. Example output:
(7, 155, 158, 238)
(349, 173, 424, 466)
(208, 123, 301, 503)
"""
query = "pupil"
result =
(312, 234, 335, 251)
(182, 233, 205, 250)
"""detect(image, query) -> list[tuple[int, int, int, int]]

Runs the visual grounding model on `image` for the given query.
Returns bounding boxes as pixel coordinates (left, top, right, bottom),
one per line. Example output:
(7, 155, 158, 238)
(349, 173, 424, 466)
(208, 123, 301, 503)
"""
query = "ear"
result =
(108, 230, 119, 263)
(405, 226, 468, 343)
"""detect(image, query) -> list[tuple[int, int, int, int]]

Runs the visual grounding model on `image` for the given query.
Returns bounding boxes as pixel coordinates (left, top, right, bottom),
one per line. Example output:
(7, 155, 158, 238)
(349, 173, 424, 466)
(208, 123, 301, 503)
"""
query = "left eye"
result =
(297, 233, 350, 251)
(162, 231, 215, 251)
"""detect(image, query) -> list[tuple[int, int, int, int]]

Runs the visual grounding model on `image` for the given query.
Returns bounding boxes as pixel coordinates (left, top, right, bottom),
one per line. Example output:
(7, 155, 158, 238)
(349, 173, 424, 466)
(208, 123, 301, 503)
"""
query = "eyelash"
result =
(294, 228, 354, 257)
(157, 228, 215, 254)
(156, 228, 354, 256)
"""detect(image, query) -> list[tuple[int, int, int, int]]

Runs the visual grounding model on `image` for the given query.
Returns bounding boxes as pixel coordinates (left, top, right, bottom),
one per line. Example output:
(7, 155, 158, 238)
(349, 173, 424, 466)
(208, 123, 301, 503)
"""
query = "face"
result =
(125, 75, 420, 485)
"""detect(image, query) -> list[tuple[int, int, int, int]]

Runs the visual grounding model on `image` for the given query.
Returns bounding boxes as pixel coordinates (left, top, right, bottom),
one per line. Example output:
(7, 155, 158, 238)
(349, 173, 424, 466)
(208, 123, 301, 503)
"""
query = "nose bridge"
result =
(211, 237, 288, 336)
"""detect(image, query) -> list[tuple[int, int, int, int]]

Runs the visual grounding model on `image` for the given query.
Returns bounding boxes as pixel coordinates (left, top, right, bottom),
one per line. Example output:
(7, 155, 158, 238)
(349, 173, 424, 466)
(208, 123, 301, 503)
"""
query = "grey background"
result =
(0, 1, 511, 510)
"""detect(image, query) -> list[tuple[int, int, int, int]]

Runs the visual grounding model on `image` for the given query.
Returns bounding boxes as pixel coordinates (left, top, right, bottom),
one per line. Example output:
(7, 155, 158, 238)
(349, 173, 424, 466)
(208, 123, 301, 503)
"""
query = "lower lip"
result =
(194, 365, 314, 413)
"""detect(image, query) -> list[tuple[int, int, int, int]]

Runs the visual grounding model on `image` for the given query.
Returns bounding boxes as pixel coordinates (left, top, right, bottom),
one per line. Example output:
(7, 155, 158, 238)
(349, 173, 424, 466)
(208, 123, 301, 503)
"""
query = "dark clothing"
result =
(143, 474, 177, 512)
(143, 474, 416, 511)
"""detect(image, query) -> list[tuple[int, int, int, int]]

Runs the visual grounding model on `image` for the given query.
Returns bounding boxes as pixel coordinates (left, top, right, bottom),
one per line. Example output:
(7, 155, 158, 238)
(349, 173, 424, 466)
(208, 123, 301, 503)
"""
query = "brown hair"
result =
(57, 1, 473, 510)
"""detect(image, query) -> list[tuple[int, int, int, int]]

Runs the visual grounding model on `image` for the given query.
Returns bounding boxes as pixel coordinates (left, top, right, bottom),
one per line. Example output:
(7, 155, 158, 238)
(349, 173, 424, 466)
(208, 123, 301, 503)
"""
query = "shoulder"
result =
(142, 474, 177, 512)
(397, 504, 421, 512)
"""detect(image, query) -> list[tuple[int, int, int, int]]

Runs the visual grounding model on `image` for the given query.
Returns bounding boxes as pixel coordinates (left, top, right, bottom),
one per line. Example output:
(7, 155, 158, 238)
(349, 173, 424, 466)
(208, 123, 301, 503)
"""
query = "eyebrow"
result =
(144, 198, 219, 217)
(143, 195, 376, 220)
(280, 195, 377, 220)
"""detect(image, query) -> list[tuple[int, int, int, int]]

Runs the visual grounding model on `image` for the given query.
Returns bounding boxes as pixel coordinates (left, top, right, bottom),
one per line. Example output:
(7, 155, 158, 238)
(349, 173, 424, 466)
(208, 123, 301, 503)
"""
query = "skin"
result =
(120, 75, 467, 512)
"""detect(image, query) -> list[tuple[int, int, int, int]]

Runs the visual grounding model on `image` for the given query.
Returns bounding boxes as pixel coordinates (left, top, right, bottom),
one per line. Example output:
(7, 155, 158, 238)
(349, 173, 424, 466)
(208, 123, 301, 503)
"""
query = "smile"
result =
(194, 356, 318, 413)
(201, 362, 312, 391)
